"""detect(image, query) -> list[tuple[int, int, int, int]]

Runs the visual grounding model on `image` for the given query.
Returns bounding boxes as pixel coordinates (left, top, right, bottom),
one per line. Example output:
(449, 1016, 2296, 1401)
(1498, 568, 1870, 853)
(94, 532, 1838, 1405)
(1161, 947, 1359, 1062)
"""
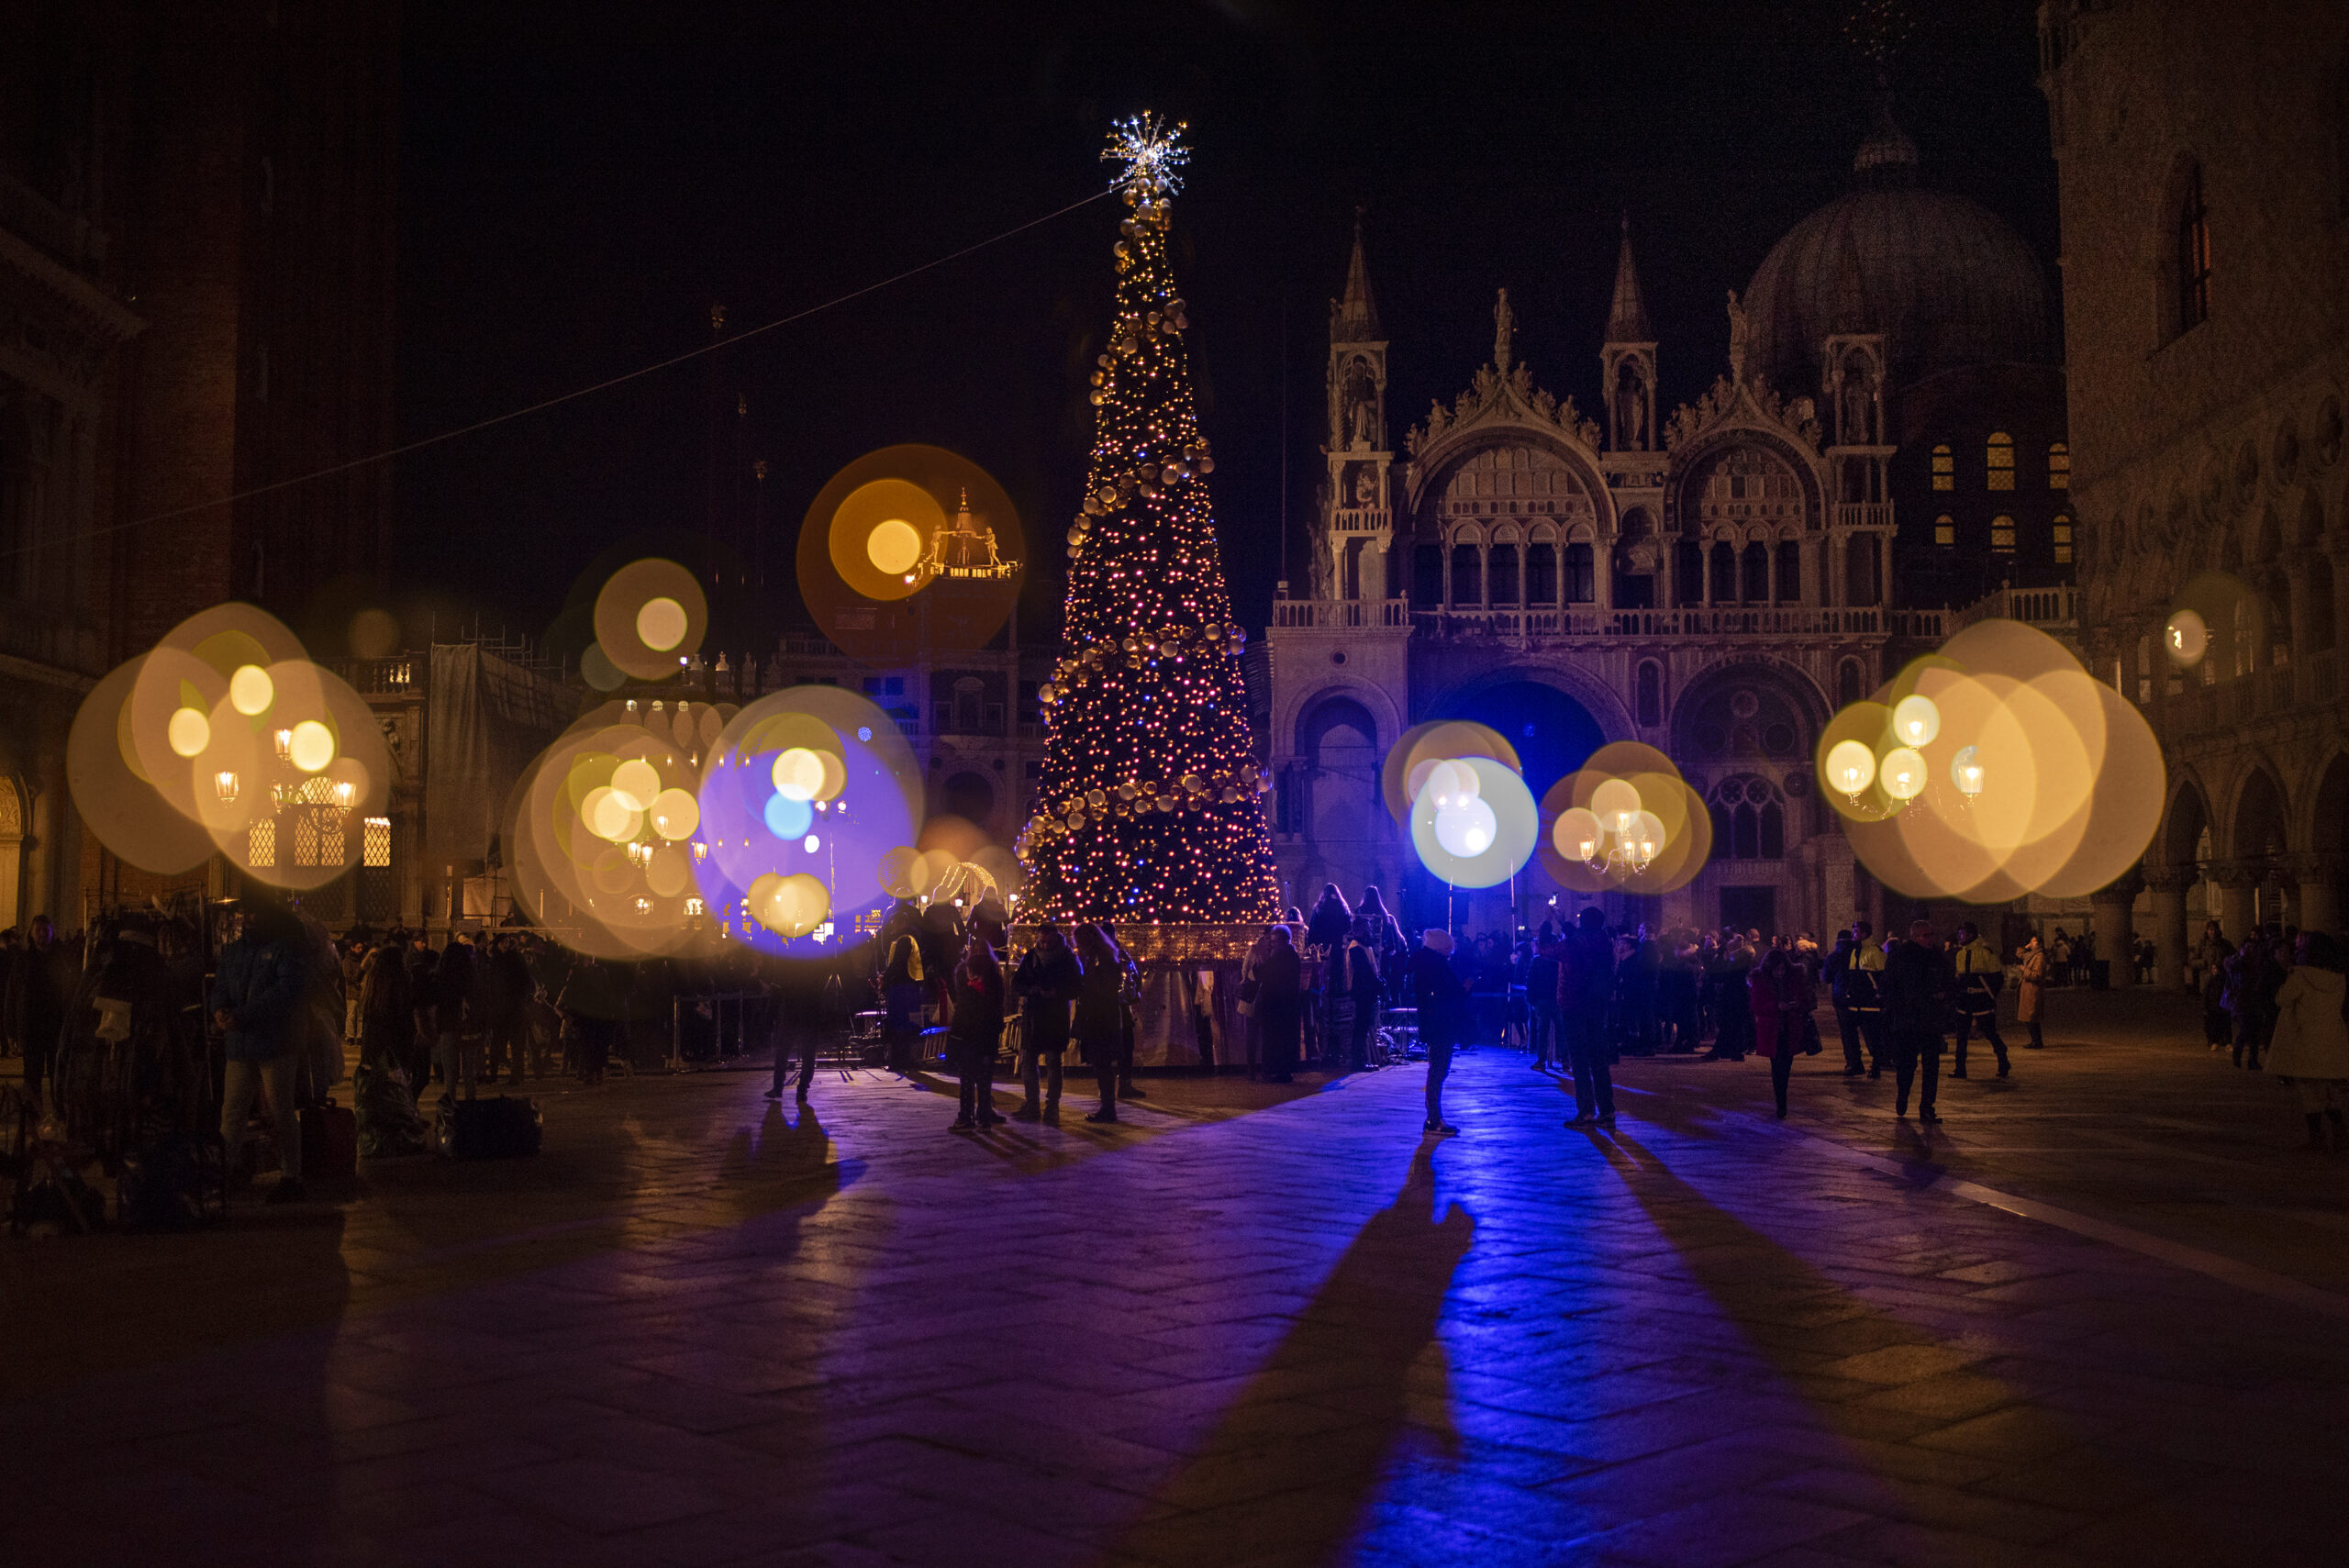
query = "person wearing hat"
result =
(1408, 929, 1469, 1134)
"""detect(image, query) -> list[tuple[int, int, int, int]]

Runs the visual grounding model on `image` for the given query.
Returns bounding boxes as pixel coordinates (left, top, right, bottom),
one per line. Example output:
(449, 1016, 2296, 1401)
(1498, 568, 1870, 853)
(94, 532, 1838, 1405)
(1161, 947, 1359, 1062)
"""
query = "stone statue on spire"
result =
(1493, 288, 1516, 374)
(1726, 288, 1751, 384)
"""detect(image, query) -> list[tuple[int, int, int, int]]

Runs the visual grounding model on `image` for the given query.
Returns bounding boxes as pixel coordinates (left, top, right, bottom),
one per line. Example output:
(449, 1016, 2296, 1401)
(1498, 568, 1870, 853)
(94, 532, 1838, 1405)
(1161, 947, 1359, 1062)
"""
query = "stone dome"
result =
(1743, 109, 2055, 395)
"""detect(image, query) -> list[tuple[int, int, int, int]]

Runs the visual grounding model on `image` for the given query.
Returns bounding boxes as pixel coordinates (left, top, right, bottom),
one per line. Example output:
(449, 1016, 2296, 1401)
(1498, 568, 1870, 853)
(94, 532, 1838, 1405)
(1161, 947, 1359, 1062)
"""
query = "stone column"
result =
(2090, 871, 2143, 988)
(2144, 867, 2190, 990)
(2293, 855, 2342, 938)
(2216, 867, 2258, 950)
(1821, 844, 1856, 937)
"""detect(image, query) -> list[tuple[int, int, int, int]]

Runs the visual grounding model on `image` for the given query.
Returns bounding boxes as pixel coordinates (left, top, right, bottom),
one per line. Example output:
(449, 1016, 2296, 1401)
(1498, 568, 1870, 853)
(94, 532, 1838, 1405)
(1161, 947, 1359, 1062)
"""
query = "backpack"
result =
(117, 1133, 227, 1231)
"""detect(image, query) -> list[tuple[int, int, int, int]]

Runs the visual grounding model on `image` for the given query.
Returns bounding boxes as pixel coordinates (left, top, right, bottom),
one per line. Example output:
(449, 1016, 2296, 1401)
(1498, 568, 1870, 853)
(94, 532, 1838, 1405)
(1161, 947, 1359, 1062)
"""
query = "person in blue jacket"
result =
(211, 895, 314, 1202)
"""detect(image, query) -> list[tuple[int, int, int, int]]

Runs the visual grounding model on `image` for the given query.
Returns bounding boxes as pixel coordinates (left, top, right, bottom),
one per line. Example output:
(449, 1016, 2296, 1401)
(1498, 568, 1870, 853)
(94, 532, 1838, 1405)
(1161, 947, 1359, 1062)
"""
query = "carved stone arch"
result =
(1492, 522, 1523, 544)
(2160, 772, 2214, 871)
(2308, 751, 2349, 861)
(1529, 520, 1559, 543)
(2212, 510, 2243, 573)
(1670, 659, 1831, 797)
(1668, 427, 1828, 532)
(2220, 757, 2291, 862)
(1291, 689, 1390, 848)
(1279, 680, 1403, 767)
(1405, 424, 1614, 533)
(2251, 504, 2282, 563)
(1450, 520, 1486, 546)
(1674, 654, 1833, 735)
(1422, 661, 1636, 747)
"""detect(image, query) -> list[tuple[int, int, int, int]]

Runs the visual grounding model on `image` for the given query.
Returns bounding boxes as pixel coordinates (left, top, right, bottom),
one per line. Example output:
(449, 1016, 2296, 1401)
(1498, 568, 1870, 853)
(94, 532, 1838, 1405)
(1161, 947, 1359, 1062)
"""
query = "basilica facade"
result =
(1267, 105, 2070, 940)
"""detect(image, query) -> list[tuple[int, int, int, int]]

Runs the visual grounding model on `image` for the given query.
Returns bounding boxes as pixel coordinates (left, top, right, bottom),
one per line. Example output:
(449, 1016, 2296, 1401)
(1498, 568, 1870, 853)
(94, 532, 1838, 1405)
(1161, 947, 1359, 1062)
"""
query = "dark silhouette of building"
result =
(0, 0, 398, 924)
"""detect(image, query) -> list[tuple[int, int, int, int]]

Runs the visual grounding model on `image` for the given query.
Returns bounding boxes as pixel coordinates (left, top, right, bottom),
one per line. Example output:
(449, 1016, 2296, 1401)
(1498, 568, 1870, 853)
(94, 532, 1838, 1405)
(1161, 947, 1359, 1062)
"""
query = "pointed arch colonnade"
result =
(2138, 750, 2349, 989)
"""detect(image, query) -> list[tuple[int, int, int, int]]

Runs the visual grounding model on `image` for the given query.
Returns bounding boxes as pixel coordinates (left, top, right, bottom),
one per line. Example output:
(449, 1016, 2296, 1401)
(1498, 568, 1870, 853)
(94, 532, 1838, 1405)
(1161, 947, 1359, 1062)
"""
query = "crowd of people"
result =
(10, 884, 2349, 1218)
(2188, 917, 2349, 1149)
(1253, 886, 2075, 1133)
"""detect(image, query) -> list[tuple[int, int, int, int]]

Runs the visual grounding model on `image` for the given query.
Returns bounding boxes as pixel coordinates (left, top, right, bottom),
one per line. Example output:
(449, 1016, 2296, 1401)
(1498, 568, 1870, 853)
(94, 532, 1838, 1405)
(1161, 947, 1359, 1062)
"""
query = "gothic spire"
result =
(1330, 211, 1382, 340)
(1605, 215, 1653, 343)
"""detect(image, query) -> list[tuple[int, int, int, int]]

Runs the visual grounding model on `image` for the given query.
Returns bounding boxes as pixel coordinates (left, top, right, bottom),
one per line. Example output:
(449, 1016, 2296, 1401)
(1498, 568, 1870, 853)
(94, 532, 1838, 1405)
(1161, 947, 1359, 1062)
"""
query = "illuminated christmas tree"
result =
(1017, 117, 1281, 925)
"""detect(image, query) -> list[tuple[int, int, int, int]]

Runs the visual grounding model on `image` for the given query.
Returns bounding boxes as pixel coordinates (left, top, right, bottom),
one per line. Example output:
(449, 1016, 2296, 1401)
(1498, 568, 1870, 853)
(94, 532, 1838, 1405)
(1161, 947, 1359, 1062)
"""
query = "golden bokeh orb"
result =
(866, 517, 923, 574)
(288, 719, 336, 773)
(2165, 608, 2208, 667)
(167, 706, 211, 759)
(1880, 747, 1927, 800)
(636, 596, 688, 653)
(228, 664, 274, 717)
(772, 746, 826, 803)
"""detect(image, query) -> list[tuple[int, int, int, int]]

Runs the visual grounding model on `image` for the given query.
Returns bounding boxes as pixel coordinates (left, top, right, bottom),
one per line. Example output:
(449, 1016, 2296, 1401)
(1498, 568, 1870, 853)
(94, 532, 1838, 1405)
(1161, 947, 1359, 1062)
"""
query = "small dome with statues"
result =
(1742, 94, 2055, 395)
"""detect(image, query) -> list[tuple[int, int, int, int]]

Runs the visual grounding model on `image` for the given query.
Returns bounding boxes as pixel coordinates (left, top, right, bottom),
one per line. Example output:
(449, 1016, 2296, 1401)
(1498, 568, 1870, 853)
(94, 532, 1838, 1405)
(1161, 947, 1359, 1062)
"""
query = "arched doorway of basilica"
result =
(1436, 680, 1606, 802)
(1670, 665, 1825, 938)
(1413, 680, 1608, 935)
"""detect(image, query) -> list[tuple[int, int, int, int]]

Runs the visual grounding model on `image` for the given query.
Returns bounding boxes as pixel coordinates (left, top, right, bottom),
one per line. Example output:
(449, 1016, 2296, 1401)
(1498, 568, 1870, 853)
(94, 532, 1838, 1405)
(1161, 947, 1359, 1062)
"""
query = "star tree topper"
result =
(1102, 113, 1189, 201)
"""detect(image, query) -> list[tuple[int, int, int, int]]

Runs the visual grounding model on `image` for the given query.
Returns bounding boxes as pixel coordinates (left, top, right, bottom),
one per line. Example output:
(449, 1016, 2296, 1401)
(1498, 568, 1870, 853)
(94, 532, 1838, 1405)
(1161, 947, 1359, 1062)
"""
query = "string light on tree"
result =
(1018, 117, 1280, 925)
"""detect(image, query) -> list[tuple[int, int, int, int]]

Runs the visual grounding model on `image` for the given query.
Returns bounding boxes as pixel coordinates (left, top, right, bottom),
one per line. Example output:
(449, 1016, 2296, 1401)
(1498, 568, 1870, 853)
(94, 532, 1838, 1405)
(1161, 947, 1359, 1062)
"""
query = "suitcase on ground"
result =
(435, 1094, 542, 1159)
(299, 1098, 359, 1181)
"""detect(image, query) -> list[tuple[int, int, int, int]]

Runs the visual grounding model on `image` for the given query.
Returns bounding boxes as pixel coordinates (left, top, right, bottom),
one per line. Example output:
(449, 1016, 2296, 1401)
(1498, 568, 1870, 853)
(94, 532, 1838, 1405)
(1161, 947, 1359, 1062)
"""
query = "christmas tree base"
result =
(1011, 923, 1268, 1071)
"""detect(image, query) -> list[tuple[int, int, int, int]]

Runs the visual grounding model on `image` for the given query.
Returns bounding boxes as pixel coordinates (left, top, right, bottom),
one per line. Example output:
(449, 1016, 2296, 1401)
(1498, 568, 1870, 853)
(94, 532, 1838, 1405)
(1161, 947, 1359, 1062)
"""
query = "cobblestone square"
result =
(6, 988, 2345, 1566)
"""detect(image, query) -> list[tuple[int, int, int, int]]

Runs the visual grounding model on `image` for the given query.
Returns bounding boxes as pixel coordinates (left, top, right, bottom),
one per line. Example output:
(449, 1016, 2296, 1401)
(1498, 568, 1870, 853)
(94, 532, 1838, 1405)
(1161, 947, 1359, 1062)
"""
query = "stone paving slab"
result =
(4, 987, 2348, 1565)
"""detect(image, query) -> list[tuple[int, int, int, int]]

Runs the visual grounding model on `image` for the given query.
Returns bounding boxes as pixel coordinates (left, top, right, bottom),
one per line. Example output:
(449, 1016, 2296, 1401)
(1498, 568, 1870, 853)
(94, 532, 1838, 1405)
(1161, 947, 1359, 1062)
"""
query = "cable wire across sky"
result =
(17, 185, 1114, 560)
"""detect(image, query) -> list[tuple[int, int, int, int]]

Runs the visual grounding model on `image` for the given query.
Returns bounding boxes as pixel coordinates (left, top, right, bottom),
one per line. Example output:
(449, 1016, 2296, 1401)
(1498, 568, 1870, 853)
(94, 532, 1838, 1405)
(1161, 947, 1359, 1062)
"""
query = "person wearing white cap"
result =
(1408, 930, 1469, 1134)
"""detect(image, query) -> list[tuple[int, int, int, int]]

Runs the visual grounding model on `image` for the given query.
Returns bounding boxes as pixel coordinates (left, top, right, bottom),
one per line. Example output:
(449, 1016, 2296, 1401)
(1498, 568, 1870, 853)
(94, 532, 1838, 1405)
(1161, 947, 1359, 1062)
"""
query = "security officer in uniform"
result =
(1845, 920, 1887, 1079)
(1950, 921, 2011, 1080)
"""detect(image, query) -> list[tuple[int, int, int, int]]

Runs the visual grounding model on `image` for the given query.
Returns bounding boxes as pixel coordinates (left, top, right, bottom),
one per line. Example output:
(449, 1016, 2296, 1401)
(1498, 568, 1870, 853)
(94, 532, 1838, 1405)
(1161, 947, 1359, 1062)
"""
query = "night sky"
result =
(391, 0, 2054, 660)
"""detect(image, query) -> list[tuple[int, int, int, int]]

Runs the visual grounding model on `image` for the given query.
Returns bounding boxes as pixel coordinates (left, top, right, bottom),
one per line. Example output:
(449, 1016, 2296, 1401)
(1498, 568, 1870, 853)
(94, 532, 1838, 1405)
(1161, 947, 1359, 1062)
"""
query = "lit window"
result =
(248, 819, 276, 868)
(2049, 441, 2070, 489)
(363, 816, 392, 868)
(2177, 163, 2210, 333)
(1933, 515, 1955, 546)
(1991, 515, 2017, 552)
(1931, 444, 1954, 491)
(2053, 515, 2073, 564)
(1987, 432, 2015, 491)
